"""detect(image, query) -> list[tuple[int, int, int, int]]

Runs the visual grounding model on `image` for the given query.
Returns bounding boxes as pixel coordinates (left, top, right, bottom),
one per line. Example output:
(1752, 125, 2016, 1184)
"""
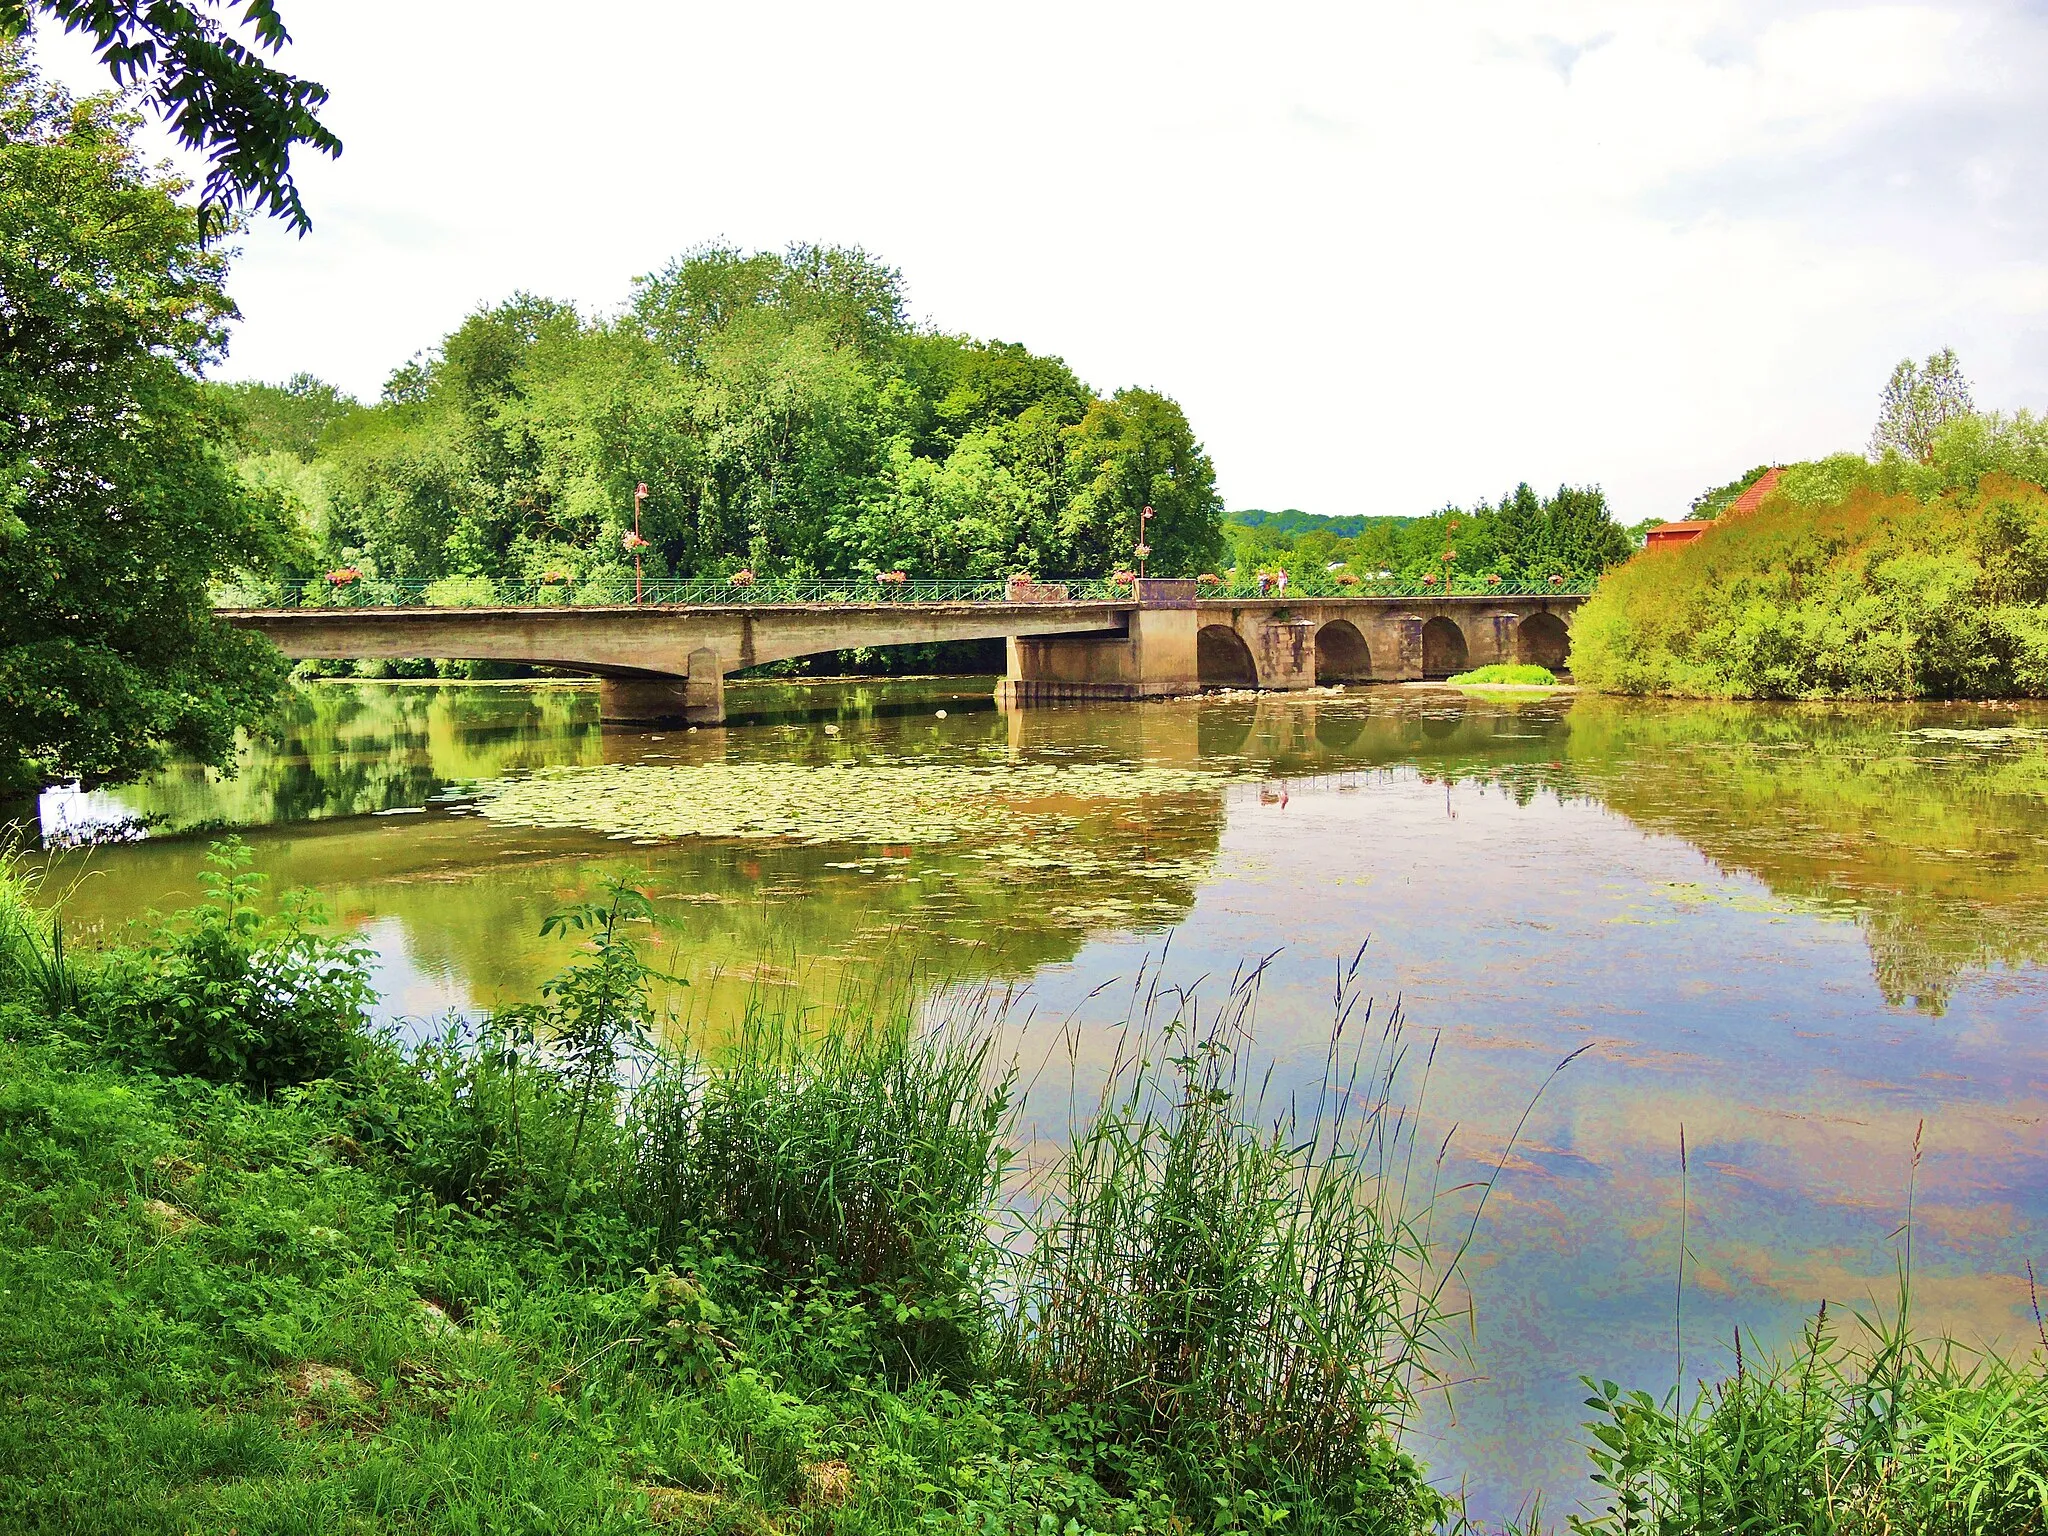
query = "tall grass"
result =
(1000, 949, 1459, 1525)
(630, 992, 1017, 1382)
(1574, 1303, 2048, 1533)
(0, 843, 81, 1016)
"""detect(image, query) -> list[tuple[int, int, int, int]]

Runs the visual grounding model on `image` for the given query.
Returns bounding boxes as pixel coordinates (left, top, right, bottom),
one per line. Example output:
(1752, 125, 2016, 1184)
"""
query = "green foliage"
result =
(215, 372, 366, 459)
(232, 244, 1226, 594)
(0, 0, 340, 234)
(1571, 1301, 2048, 1534)
(1002, 957, 1454, 1531)
(0, 49, 291, 793)
(1224, 484, 1630, 590)
(1574, 426, 2048, 699)
(632, 1002, 1015, 1386)
(93, 842, 372, 1089)
(1446, 664, 1558, 686)
(1872, 346, 1975, 463)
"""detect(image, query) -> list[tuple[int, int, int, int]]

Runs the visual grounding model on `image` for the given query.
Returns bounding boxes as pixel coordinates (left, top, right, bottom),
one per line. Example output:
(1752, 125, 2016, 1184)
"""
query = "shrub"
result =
(94, 842, 372, 1090)
(1575, 463, 2048, 699)
(1446, 664, 1557, 686)
(420, 574, 499, 607)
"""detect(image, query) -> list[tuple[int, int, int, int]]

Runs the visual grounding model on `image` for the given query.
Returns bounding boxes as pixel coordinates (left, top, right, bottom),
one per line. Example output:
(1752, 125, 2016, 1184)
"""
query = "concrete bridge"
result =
(223, 582, 1584, 724)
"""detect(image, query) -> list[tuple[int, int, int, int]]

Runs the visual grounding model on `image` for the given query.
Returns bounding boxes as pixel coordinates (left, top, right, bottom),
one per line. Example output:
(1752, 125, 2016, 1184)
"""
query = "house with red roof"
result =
(1643, 466, 1786, 549)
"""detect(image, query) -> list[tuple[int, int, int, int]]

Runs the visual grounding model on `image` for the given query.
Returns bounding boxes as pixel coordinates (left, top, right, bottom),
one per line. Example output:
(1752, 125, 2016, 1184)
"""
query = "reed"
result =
(999, 948, 1458, 1525)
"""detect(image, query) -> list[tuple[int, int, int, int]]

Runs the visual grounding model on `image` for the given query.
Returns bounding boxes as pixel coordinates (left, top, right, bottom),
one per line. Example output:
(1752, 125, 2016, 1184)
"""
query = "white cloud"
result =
(27, 0, 2048, 520)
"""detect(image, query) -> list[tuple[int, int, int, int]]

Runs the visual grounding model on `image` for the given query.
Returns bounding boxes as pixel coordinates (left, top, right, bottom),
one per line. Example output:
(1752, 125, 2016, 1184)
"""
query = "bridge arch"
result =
(1421, 615, 1469, 678)
(1197, 624, 1259, 688)
(1314, 619, 1372, 683)
(1516, 610, 1570, 670)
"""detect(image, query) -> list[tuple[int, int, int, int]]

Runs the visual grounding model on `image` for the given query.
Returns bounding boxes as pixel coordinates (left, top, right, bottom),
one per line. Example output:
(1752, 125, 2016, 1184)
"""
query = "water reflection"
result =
(23, 678, 2048, 1522)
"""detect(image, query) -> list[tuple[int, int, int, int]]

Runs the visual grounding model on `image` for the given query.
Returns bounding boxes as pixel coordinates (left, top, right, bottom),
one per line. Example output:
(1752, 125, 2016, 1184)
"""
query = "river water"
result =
(33, 678, 2048, 1523)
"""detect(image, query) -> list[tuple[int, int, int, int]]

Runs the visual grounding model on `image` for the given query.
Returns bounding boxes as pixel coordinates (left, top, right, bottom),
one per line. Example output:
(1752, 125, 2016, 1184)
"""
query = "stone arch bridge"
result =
(223, 584, 1584, 724)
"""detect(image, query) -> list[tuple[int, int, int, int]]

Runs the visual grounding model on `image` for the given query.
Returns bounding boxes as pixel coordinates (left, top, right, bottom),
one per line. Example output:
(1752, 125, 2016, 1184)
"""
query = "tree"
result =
(0, 49, 288, 793)
(1871, 348, 1974, 463)
(0, 0, 338, 234)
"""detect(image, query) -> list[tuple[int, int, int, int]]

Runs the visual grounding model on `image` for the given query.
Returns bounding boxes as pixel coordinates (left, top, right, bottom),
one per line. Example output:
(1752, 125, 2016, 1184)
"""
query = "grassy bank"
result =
(1573, 415, 2048, 699)
(3, 847, 2045, 1533)
(0, 850, 1450, 1534)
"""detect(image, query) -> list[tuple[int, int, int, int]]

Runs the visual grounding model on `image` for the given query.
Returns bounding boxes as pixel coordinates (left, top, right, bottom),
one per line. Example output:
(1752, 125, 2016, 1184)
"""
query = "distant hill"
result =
(1228, 508, 1411, 538)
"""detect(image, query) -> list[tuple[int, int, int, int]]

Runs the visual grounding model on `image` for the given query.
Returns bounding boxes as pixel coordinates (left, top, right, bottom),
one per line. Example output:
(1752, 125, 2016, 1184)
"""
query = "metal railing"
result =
(1193, 573, 1595, 600)
(214, 572, 1595, 611)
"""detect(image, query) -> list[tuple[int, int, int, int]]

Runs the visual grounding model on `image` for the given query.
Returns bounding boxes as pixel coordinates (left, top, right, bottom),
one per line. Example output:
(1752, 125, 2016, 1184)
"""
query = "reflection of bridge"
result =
(223, 582, 1585, 724)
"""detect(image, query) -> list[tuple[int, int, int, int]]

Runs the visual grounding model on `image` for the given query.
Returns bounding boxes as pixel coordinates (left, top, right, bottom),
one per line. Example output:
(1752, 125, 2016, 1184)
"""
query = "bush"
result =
(1445, 663, 1557, 686)
(94, 842, 373, 1090)
(1575, 451, 2048, 699)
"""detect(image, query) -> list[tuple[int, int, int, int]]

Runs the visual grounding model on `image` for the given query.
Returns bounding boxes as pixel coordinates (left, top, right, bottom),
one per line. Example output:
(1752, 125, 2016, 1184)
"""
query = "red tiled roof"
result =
(1723, 466, 1786, 519)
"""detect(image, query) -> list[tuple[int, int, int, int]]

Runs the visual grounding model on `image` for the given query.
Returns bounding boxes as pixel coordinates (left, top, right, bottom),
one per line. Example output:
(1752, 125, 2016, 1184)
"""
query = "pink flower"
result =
(729, 569, 756, 586)
(1421, 572, 1438, 585)
(1486, 573, 1501, 585)
(1133, 544, 1152, 559)
(622, 532, 650, 552)
(1549, 573, 1564, 586)
(876, 570, 908, 584)
(326, 567, 360, 586)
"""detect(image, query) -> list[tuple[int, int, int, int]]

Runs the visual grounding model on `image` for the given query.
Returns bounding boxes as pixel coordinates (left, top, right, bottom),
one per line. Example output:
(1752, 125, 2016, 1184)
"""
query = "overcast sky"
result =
(31, 0, 2048, 520)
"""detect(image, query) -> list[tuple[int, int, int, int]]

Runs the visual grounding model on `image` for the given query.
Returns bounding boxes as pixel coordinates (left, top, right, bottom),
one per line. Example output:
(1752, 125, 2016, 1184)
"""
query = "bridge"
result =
(221, 581, 1584, 724)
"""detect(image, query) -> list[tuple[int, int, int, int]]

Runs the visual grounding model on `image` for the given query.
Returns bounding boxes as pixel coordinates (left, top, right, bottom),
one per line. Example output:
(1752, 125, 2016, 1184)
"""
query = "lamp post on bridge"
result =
(623, 482, 650, 604)
(1134, 504, 1154, 589)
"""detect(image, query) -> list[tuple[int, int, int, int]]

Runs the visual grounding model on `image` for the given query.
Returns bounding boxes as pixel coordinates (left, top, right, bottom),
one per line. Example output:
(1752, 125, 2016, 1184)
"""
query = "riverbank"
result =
(7, 844, 2048, 1533)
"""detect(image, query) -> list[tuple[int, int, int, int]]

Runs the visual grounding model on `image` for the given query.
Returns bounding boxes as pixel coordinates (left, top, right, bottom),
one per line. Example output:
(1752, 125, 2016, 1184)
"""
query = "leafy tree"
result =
(1871, 347, 1974, 463)
(215, 371, 363, 458)
(0, 49, 288, 792)
(0, 0, 339, 233)
(252, 245, 1228, 589)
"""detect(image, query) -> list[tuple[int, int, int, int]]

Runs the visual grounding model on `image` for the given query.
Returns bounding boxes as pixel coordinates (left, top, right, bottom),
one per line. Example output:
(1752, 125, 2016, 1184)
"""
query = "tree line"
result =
(225, 251, 1227, 601)
(1223, 483, 1634, 589)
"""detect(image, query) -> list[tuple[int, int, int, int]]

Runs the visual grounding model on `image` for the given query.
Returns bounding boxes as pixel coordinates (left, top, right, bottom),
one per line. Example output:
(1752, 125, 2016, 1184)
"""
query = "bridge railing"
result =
(213, 572, 1595, 610)
(1194, 572, 1595, 599)
(216, 576, 1125, 610)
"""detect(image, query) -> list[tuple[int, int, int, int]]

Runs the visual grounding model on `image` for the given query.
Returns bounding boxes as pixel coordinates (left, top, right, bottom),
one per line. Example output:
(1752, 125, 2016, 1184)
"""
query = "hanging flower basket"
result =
(729, 569, 756, 587)
(621, 532, 650, 552)
(1196, 573, 1221, 585)
(326, 567, 361, 586)
(1336, 572, 1360, 587)
(1133, 544, 1152, 559)
(1486, 573, 1502, 586)
(1441, 549, 1456, 563)
(1549, 573, 1565, 586)
(1421, 572, 1438, 585)
(539, 569, 571, 585)
(1110, 569, 1137, 585)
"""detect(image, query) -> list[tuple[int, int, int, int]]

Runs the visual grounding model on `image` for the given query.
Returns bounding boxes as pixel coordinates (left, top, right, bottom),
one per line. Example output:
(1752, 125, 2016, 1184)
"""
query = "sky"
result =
(29, 0, 2048, 521)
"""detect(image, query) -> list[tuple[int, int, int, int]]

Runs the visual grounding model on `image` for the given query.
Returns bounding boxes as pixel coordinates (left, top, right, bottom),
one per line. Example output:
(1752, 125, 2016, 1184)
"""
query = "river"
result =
(32, 677, 2048, 1523)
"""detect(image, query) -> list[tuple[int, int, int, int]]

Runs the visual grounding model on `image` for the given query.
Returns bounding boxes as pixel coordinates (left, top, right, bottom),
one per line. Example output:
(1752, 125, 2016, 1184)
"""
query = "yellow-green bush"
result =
(1575, 418, 2048, 699)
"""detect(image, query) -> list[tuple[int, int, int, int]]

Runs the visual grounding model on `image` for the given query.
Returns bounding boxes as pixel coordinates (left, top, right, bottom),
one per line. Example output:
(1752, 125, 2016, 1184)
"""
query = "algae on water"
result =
(469, 759, 1227, 848)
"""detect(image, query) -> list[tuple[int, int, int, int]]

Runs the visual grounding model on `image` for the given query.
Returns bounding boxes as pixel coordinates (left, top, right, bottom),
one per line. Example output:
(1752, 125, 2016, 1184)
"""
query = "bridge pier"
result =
(599, 648, 725, 725)
(997, 581, 1199, 705)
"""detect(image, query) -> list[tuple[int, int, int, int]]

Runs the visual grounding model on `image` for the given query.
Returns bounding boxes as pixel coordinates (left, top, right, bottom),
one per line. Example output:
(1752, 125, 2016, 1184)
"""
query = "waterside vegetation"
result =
(1577, 362, 2048, 702)
(5, 845, 2047, 1532)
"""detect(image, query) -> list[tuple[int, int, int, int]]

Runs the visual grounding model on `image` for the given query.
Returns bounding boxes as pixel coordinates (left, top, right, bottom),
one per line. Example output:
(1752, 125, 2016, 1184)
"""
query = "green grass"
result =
(1444, 664, 1559, 687)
